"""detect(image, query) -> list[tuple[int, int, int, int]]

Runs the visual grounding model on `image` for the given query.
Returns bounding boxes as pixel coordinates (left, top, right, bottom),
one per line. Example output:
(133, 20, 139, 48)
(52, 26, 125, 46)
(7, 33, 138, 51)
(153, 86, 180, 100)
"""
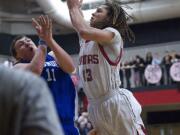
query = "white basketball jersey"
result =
(78, 27, 123, 100)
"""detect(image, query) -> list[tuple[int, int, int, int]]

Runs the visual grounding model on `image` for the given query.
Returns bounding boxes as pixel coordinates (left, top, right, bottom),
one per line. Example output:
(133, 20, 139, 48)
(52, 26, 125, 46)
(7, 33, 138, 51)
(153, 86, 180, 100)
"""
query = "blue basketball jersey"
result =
(41, 54, 76, 124)
(18, 54, 79, 135)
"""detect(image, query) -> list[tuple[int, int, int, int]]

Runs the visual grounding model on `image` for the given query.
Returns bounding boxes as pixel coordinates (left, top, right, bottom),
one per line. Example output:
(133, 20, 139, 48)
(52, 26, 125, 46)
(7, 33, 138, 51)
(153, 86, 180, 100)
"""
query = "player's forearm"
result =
(30, 45, 47, 74)
(46, 38, 75, 73)
(69, 7, 89, 35)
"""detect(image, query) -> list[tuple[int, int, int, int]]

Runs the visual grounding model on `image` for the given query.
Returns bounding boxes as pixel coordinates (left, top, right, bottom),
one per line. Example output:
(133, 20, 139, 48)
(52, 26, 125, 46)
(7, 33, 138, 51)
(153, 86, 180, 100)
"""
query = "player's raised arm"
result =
(67, 0, 115, 43)
(33, 15, 75, 73)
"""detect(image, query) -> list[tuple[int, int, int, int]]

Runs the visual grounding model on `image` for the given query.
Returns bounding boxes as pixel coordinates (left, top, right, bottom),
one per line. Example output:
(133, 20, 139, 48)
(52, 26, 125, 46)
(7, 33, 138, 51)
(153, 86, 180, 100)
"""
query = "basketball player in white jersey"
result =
(67, 0, 146, 135)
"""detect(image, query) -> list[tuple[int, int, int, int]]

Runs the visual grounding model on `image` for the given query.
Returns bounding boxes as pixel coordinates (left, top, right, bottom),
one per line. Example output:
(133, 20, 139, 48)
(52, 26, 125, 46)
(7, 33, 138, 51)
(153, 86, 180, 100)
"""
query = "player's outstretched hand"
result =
(32, 15, 53, 43)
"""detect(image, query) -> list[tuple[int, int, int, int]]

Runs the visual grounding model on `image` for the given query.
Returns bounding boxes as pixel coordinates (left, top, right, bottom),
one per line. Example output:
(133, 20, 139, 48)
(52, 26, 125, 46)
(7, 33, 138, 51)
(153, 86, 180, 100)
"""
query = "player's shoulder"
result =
(103, 27, 123, 45)
(103, 27, 120, 35)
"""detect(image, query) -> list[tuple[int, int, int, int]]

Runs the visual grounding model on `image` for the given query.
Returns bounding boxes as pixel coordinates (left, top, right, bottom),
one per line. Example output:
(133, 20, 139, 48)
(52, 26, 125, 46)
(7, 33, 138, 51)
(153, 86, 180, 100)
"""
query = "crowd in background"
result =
(120, 50, 180, 88)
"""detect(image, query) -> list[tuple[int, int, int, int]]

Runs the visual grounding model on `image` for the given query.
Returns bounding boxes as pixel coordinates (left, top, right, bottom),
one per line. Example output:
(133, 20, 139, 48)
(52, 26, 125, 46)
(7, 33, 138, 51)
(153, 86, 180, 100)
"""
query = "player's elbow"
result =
(78, 28, 91, 40)
(67, 65, 76, 74)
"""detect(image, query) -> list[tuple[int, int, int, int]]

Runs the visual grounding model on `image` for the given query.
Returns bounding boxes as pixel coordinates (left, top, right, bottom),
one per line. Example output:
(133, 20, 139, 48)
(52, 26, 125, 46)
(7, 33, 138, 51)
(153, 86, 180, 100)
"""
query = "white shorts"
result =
(88, 88, 145, 135)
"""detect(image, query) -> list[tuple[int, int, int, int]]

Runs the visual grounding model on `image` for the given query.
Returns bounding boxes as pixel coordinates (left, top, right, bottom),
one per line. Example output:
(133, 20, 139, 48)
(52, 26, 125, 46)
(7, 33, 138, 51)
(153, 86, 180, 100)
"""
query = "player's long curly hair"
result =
(103, 1, 135, 43)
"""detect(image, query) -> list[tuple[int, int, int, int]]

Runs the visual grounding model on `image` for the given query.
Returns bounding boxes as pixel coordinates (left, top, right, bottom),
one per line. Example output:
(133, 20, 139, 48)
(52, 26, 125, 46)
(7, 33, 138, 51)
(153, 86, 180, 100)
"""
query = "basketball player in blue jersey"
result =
(10, 15, 79, 135)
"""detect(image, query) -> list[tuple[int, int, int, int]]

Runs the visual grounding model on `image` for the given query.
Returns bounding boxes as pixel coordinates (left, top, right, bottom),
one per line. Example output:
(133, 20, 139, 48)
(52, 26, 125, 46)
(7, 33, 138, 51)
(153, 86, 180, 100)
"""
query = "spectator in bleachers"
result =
(152, 52, 162, 65)
(144, 51, 153, 86)
(152, 52, 163, 85)
(145, 51, 153, 66)
(170, 50, 179, 64)
(161, 51, 172, 85)
(123, 61, 132, 88)
(78, 88, 88, 113)
(170, 50, 180, 84)
(133, 55, 145, 87)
